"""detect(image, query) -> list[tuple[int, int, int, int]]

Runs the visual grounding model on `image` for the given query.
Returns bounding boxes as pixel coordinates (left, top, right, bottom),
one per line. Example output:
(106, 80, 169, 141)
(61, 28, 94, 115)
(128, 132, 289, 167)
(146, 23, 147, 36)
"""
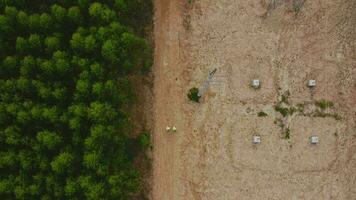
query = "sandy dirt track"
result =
(152, 0, 356, 199)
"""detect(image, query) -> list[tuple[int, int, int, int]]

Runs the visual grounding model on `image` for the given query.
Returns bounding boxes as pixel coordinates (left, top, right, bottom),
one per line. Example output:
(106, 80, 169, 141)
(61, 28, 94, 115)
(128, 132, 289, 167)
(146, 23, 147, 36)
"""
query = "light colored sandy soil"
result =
(152, 0, 356, 199)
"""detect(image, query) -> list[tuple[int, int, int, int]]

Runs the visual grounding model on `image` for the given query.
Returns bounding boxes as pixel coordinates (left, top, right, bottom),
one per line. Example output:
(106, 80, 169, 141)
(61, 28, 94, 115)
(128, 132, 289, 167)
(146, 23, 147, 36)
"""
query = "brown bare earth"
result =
(152, 0, 356, 199)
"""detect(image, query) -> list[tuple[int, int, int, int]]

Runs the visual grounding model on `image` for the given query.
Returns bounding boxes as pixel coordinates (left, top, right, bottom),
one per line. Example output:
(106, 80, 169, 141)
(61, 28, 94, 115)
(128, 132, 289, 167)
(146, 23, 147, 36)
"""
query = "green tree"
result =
(20, 56, 36, 77)
(1, 56, 19, 77)
(89, 2, 115, 23)
(0, 178, 13, 195)
(16, 11, 28, 29)
(70, 32, 85, 52)
(88, 102, 117, 123)
(77, 0, 90, 9)
(16, 78, 33, 98)
(28, 34, 42, 51)
(18, 150, 34, 170)
(51, 152, 73, 173)
(89, 2, 104, 18)
(90, 63, 104, 79)
(83, 151, 102, 171)
(101, 39, 120, 63)
(15, 37, 28, 54)
(0, 15, 11, 34)
(51, 4, 67, 23)
(74, 78, 91, 101)
(54, 58, 70, 74)
(64, 178, 79, 198)
(108, 170, 140, 198)
(42, 106, 59, 124)
(4, 125, 22, 145)
(36, 131, 62, 150)
(84, 35, 98, 53)
(4, 6, 18, 24)
(38, 59, 55, 78)
(29, 14, 41, 31)
(0, 151, 17, 168)
(52, 87, 66, 101)
(67, 6, 82, 24)
(84, 124, 115, 150)
(39, 13, 53, 31)
(45, 36, 60, 52)
(188, 87, 201, 103)
(78, 176, 106, 200)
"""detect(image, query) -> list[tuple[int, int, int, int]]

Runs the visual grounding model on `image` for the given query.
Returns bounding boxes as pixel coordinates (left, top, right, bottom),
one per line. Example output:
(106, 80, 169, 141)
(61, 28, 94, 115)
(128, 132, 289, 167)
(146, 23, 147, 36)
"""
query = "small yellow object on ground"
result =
(172, 126, 177, 132)
(166, 126, 171, 131)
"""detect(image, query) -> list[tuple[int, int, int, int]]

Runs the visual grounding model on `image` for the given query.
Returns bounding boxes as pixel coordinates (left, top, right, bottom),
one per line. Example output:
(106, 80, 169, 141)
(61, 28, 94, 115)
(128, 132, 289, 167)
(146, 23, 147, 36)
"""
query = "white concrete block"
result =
(253, 136, 261, 144)
(310, 136, 319, 144)
(308, 80, 316, 87)
(251, 79, 260, 88)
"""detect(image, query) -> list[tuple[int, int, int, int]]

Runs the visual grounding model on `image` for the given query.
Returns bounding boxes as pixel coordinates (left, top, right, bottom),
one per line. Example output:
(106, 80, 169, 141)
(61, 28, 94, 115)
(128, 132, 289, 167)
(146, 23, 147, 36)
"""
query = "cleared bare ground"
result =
(152, 0, 356, 199)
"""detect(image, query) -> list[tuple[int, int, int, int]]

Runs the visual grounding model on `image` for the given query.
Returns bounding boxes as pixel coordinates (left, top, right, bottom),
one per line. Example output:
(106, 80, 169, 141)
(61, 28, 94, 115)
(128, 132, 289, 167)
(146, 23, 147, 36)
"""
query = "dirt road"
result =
(152, 0, 356, 199)
(152, 0, 184, 199)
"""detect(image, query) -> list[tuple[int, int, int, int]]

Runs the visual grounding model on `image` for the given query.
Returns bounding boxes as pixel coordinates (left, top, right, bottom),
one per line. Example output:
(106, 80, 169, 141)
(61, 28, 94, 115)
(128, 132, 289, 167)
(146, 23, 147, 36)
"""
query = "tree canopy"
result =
(0, 0, 152, 199)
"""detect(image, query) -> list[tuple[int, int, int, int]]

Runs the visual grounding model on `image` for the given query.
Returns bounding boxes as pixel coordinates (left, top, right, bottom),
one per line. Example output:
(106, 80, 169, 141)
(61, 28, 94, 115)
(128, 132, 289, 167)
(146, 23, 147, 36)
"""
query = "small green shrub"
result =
(315, 100, 334, 109)
(281, 91, 290, 104)
(284, 128, 290, 139)
(293, 0, 305, 15)
(296, 103, 304, 112)
(274, 105, 296, 117)
(187, 87, 200, 103)
(289, 107, 297, 115)
(257, 111, 268, 117)
(138, 131, 151, 150)
(274, 106, 289, 117)
(281, 95, 288, 104)
(332, 113, 342, 120)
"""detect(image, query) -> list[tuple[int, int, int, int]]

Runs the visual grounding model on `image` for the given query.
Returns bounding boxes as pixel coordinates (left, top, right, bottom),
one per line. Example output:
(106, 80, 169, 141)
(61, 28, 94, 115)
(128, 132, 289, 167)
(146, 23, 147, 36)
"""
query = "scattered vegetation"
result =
(274, 118, 290, 140)
(334, 114, 342, 120)
(275, 106, 288, 117)
(274, 90, 295, 139)
(295, 100, 342, 120)
(188, 87, 201, 103)
(0, 1, 153, 199)
(258, 111, 268, 117)
(183, 14, 191, 30)
(187, 0, 194, 4)
(312, 111, 342, 120)
(315, 99, 334, 110)
(264, 0, 281, 18)
(274, 105, 296, 117)
(273, 92, 341, 140)
(289, 107, 297, 115)
(183, 0, 195, 30)
(292, 0, 305, 15)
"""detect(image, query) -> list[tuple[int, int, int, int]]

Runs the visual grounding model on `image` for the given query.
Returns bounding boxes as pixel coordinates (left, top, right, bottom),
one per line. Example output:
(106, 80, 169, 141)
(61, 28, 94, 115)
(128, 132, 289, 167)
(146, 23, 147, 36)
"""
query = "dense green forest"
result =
(0, 0, 152, 199)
